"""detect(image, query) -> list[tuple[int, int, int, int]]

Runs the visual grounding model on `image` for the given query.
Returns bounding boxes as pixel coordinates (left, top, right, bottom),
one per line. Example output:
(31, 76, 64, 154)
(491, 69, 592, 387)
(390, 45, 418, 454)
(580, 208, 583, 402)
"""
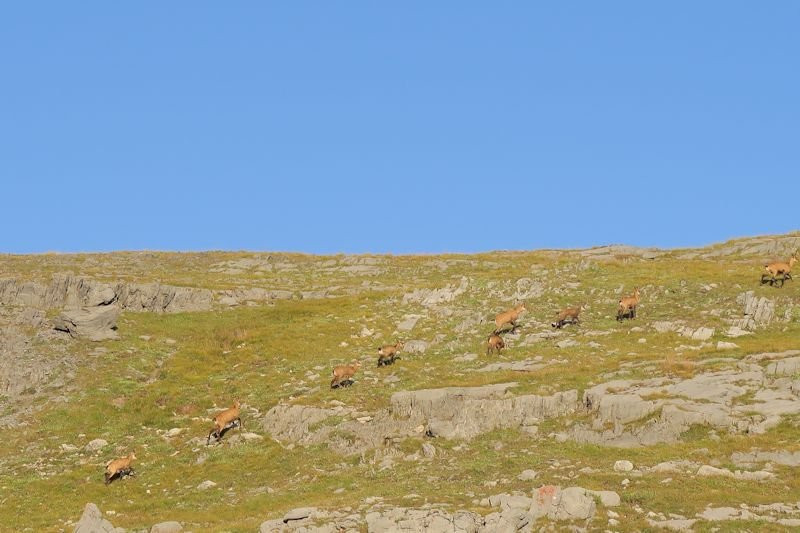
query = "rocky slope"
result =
(0, 232, 798, 532)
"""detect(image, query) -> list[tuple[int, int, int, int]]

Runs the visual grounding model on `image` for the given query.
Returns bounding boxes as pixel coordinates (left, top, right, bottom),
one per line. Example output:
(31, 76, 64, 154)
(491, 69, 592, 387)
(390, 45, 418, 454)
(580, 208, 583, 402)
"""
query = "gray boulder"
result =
(529, 486, 596, 521)
(73, 503, 125, 533)
(283, 507, 316, 523)
(53, 305, 120, 341)
(403, 340, 429, 354)
(149, 522, 182, 533)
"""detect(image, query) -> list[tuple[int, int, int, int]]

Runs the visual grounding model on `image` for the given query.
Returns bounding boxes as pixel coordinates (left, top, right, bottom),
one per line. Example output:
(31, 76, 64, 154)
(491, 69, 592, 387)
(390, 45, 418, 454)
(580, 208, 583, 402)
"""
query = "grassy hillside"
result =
(1, 236, 799, 531)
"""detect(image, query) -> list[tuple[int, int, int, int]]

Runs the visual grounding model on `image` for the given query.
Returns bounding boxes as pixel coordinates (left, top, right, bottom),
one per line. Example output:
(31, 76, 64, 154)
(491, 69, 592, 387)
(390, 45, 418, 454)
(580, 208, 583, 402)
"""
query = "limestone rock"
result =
(0, 275, 213, 313)
(84, 439, 108, 452)
(735, 291, 774, 329)
(646, 518, 697, 531)
(613, 460, 634, 472)
(263, 383, 577, 454)
(403, 340, 429, 354)
(150, 522, 182, 533)
(53, 305, 120, 341)
(402, 277, 469, 307)
(73, 503, 124, 533)
(283, 507, 316, 522)
(396, 315, 422, 332)
(529, 485, 596, 521)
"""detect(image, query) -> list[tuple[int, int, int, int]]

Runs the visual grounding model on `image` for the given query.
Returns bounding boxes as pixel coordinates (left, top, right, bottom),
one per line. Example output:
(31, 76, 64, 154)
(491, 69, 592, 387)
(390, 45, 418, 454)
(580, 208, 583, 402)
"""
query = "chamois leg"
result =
(237, 417, 243, 433)
(207, 428, 219, 445)
(775, 276, 785, 288)
(761, 274, 772, 285)
(104, 472, 112, 485)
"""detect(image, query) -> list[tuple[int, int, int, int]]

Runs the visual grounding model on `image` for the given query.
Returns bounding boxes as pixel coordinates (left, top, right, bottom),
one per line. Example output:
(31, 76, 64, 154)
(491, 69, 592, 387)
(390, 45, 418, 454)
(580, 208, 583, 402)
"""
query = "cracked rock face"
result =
(52, 305, 120, 341)
(0, 313, 73, 425)
(262, 383, 578, 454)
(735, 291, 775, 330)
(568, 350, 800, 447)
(0, 275, 212, 313)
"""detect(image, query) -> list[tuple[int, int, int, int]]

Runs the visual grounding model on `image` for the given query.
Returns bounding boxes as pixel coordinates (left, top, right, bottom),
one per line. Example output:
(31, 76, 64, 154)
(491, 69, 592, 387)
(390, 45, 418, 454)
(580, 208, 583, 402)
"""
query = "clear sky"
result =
(2, 3, 798, 254)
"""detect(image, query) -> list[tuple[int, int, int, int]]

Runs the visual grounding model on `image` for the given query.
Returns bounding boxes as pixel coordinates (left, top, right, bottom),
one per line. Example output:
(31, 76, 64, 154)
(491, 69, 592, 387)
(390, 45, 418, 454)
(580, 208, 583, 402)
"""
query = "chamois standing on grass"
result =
(552, 305, 584, 329)
(331, 361, 362, 388)
(761, 252, 797, 287)
(207, 400, 243, 445)
(104, 452, 136, 485)
(616, 288, 640, 321)
(494, 304, 526, 334)
(377, 341, 404, 367)
(486, 332, 505, 355)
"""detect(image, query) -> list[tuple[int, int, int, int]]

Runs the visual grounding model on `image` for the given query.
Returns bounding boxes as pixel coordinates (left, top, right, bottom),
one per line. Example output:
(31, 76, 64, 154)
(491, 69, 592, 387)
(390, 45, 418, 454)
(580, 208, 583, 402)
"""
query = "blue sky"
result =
(1, 3, 798, 254)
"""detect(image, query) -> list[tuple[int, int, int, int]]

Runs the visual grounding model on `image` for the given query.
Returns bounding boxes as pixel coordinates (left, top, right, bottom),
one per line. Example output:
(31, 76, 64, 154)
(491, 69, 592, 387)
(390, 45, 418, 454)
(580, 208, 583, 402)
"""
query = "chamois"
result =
(616, 287, 640, 321)
(331, 360, 362, 388)
(552, 305, 583, 329)
(762, 252, 797, 287)
(207, 400, 243, 445)
(104, 452, 136, 485)
(377, 341, 404, 367)
(494, 303, 526, 334)
(486, 332, 505, 355)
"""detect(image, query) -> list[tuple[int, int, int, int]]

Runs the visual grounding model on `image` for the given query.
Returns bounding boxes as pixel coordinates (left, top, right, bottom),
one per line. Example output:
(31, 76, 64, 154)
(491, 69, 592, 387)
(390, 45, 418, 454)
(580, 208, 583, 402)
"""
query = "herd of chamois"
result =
(102, 250, 797, 484)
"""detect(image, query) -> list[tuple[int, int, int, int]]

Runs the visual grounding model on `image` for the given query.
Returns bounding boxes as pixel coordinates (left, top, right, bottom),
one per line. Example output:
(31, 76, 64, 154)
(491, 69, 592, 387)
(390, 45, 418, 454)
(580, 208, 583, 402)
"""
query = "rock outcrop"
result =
(568, 350, 800, 447)
(260, 486, 618, 532)
(73, 503, 124, 533)
(402, 277, 469, 307)
(0, 275, 212, 313)
(53, 305, 120, 341)
(390, 384, 577, 440)
(263, 383, 577, 454)
(262, 383, 578, 454)
(734, 291, 775, 330)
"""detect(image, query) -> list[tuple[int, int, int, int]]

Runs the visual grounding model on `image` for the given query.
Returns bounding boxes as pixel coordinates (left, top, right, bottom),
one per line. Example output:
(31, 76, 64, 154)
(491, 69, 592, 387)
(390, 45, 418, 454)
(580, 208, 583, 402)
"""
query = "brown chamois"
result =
(616, 288, 641, 321)
(331, 360, 362, 388)
(552, 305, 584, 329)
(486, 332, 505, 355)
(494, 303, 526, 334)
(104, 452, 136, 485)
(762, 252, 797, 287)
(207, 400, 243, 445)
(377, 341, 404, 367)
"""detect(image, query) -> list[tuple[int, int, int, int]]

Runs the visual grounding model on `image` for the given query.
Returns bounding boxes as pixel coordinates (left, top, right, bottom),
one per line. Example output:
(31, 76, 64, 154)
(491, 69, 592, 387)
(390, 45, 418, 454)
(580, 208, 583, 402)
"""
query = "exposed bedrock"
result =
(567, 350, 800, 447)
(263, 383, 578, 454)
(0, 275, 212, 313)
